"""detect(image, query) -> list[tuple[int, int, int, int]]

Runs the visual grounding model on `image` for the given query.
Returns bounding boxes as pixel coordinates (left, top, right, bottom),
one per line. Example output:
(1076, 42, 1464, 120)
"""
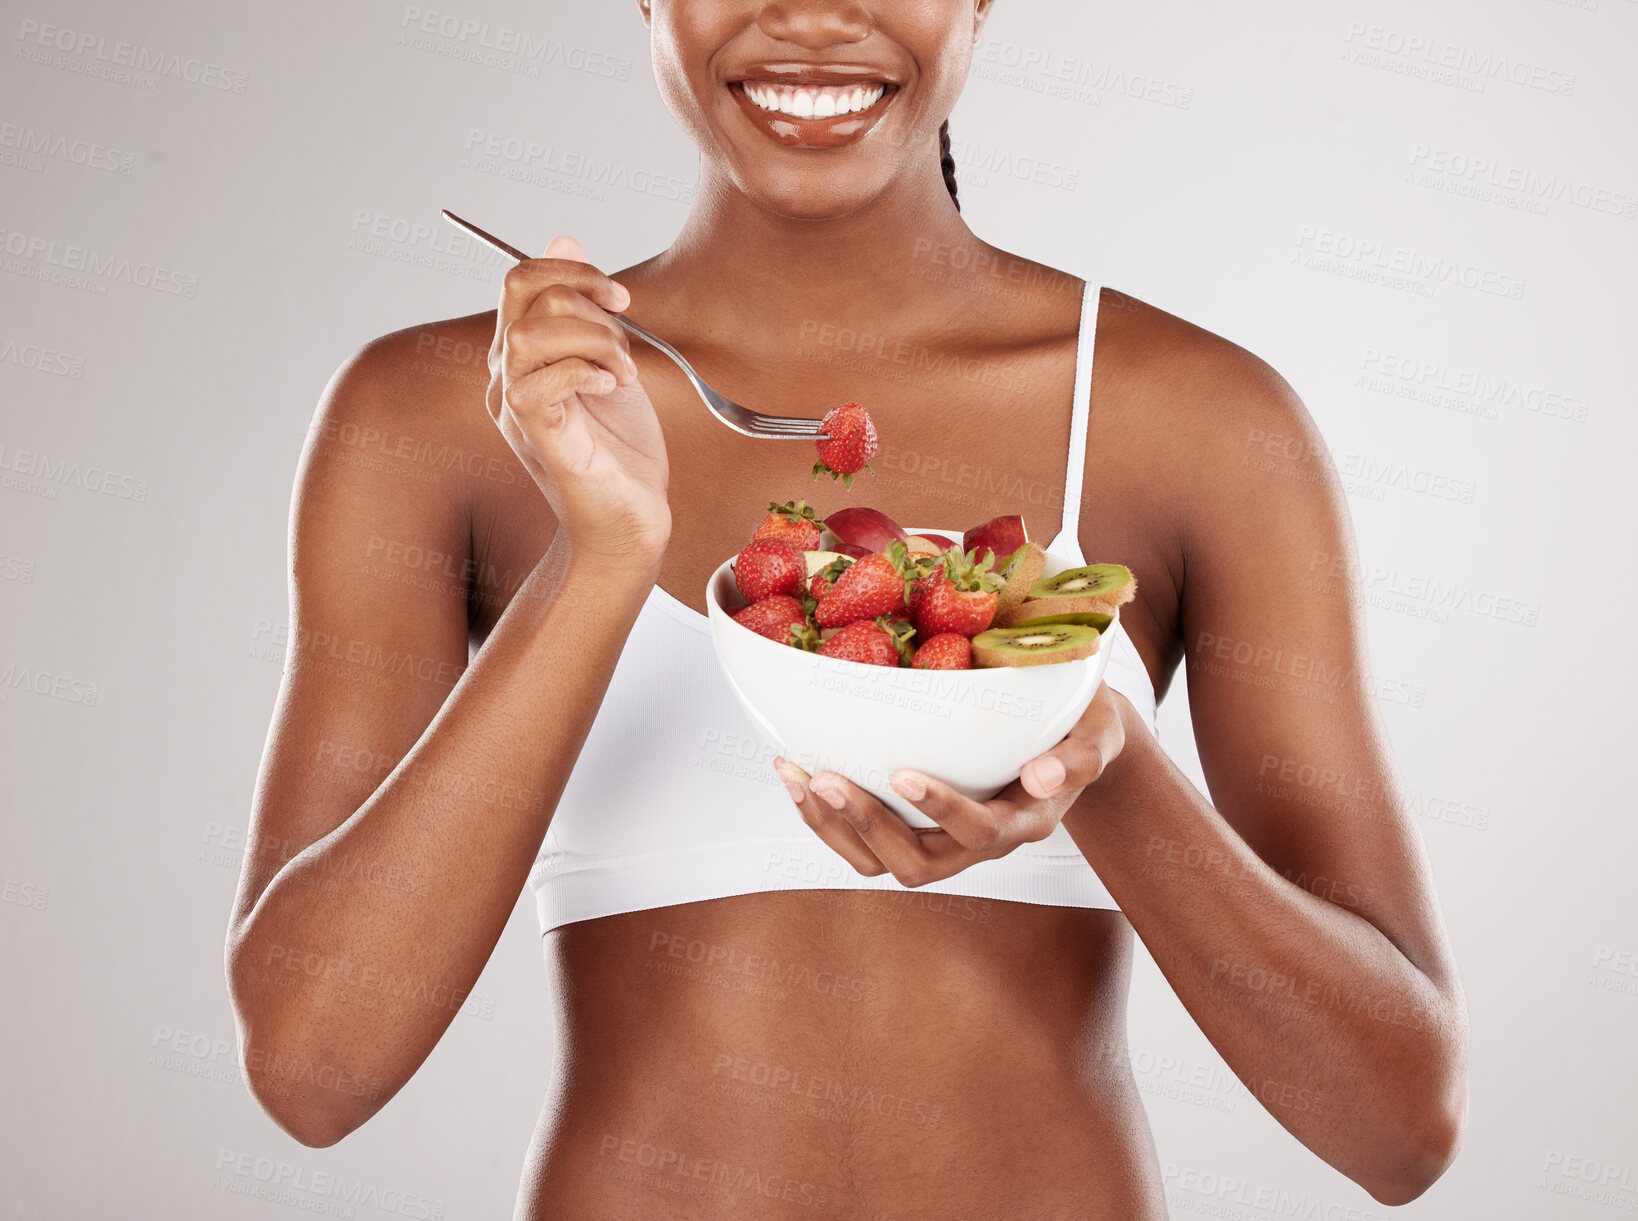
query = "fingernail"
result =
(776, 757, 809, 806)
(613, 282, 631, 309)
(809, 778, 846, 810)
(891, 771, 927, 802)
(1032, 756, 1066, 795)
(772, 760, 806, 805)
(599, 371, 617, 392)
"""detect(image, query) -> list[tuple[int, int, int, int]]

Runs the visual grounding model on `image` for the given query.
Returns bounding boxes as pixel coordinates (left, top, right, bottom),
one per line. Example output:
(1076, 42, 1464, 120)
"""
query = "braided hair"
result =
(938, 119, 959, 211)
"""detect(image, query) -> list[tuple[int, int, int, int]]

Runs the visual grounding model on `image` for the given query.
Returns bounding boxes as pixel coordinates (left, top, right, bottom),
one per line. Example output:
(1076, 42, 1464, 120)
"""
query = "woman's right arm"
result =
(225, 242, 666, 1147)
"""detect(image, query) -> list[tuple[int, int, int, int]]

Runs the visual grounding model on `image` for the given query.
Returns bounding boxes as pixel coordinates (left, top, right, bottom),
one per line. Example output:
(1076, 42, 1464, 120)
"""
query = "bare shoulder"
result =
(1090, 286, 1331, 510)
(315, 310, 497, 438)
(1040, 280, 1341, 682)
(1096, 288, 1311, 434)
(1092, 286, 1356, 641)
(299, 311, 526, 524)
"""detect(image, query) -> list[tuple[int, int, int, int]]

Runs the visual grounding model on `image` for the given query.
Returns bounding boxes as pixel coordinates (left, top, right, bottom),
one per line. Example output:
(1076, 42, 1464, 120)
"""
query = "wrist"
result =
(563, 546, 664, 590)
(514, 537, 663, 620)
(1065, 689, 1154, 828)
(559, 551, 664, 622)
(557, 517, 671, 587)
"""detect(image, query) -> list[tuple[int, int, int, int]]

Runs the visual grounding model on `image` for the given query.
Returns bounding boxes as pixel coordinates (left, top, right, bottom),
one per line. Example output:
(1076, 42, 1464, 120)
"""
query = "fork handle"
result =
(441, 209, 725, 415)
(442, 211, 659, 347)
(609, 313, 690, 372)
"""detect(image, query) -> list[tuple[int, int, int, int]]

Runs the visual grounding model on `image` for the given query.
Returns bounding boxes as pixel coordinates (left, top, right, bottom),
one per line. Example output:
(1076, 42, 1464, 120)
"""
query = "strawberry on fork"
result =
(811, 402, 877, 489)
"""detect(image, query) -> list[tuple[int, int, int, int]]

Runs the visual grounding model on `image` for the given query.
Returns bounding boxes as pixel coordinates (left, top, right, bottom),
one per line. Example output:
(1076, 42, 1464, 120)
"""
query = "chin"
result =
(743, 181, 889, 222)
(721, 147, 905, 222)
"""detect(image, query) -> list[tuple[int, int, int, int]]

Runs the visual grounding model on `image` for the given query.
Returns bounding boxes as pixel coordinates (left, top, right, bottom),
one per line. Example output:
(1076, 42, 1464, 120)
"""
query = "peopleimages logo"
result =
(461, 129, 697, 204)
(0, 122, 135, 175)
(947, 138, 1081, 192)
(0, 443, 150, 501)
(14, 19, 249, 93)
(0, 337, 85, 379)
(1356, 349, 1591, 425)
(1408, 144, 1636, 220)
(0, 227, 199, 298)
(213, 1148, 446, 1218)
(0, 662, 100, 706)
(971, 38, 1194, 109)
(1342, 21, 1576, 96)
(398, 6, 632, 80)
(1293, 225, 1526, 301)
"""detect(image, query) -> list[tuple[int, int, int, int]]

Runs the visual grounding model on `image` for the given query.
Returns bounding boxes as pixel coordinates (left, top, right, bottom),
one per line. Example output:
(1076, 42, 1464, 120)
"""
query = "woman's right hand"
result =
(487, 235, 671, 569)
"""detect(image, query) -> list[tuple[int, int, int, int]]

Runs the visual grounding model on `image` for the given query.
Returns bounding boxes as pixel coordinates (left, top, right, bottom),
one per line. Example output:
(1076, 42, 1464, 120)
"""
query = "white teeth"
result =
(741, 81, 886, 119)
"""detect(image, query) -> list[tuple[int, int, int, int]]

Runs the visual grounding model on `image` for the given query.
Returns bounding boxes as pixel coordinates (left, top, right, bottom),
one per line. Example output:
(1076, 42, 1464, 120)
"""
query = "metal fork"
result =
(441, 210, 828, 441)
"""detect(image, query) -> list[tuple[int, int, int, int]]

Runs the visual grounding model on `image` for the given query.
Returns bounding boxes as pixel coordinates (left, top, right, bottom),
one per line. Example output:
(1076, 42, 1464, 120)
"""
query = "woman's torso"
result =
(407, 253, 1186, 1218)
(517, 894, 1160, 1220)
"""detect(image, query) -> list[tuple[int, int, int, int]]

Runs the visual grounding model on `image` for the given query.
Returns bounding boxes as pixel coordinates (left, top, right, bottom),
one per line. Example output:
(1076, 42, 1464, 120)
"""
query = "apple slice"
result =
(905, 535, 945, 559)
(824, 506, 909, 553)
(912, 532, 958, 550)
(962, 514, 1028, 566)
(803, 550, 848, 576)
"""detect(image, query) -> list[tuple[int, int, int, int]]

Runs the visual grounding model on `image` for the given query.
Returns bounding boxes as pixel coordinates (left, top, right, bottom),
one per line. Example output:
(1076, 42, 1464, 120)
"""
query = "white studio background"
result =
(1, 1, 1633, 1218)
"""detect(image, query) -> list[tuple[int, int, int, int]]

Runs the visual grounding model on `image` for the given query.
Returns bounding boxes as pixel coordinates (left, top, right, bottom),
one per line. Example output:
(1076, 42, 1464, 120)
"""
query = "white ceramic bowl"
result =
(705, 527, 1115, 827)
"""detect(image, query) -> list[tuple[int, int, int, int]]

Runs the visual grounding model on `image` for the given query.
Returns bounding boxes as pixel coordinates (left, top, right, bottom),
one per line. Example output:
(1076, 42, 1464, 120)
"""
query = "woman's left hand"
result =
(773, 683, 1132, 887)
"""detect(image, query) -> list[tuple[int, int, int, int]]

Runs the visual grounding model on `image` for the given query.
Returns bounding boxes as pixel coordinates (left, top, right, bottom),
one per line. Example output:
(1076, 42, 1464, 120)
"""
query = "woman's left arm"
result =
(1061, 350, 1468, 1206)
(777, 341, 1468, 1204)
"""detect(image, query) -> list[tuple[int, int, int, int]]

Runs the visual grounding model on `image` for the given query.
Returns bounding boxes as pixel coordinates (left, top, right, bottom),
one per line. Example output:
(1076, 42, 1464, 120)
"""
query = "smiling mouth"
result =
(736, 80, 891, 120)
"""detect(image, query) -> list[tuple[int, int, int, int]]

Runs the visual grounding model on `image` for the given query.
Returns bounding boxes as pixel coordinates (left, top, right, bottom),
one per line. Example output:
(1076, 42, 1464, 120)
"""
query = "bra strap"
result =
(1054, 278, 1100, 564)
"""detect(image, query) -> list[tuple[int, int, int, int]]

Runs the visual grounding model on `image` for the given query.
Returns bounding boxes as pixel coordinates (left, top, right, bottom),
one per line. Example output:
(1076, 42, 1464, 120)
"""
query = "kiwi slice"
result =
(1007, 610, 1112, 632)
(1000, 563, 1135, 623)
(971, 623, 1100, 668)
(993, 543, 1047, 616)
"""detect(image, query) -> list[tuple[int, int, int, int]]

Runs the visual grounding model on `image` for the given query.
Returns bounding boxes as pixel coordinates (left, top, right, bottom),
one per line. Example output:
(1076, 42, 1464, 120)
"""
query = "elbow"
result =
(1359, 1080, 1468, 1206)
(1351, 973, 1471, 1206)
(242, 1057, 369, 1148)
(226, 947, 374, 1148)
(230, 1000, 375, 1147)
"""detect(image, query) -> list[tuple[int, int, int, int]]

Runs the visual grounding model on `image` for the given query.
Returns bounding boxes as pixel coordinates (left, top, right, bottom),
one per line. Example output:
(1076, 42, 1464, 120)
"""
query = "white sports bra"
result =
(528, 276, 1159, 934)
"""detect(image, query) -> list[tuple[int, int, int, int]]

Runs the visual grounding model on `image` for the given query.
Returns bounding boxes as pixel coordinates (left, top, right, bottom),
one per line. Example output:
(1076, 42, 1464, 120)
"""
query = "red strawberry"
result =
(752, 499, 823, 550)
(812, 402, 878, 488)
(808, 554, 853, 601)
(814, 544, 913, 628)
(732, 596, 816, 648)
(733, 538, 805, 602)
(818, 616, 915, 668)
(914, 549, 1002, 638)
(916, 574, 997, 638)
(908, 566, 940, 619)
(912, 633, 973, 670)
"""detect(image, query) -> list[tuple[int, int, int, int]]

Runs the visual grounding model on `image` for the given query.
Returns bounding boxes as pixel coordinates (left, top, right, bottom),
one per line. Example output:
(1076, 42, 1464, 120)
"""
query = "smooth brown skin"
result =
(226, 1, 1469, 1216)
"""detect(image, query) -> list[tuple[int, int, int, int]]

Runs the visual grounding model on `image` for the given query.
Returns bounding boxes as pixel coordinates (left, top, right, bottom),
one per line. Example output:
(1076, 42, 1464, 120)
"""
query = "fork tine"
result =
(750, 416, 826, 434)
(751, 426, 829, 439)
(754, 426, 827, 438)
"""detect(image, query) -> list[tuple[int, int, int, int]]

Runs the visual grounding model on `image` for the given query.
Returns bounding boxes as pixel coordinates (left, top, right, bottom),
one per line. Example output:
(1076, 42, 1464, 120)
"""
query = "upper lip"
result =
(730, 61, 899, 87)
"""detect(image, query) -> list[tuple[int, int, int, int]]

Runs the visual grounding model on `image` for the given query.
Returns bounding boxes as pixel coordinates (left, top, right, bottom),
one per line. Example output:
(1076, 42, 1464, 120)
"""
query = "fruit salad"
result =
(726, 501, 1136, 670)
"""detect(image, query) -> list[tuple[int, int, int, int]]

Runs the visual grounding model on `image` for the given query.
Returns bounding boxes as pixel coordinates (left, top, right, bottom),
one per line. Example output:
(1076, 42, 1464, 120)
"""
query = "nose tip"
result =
(757, 0, 871, 47)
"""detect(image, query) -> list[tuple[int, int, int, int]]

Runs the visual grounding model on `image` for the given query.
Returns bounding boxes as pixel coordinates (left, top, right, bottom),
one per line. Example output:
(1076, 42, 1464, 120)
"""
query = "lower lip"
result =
(728, 83, 895, 150)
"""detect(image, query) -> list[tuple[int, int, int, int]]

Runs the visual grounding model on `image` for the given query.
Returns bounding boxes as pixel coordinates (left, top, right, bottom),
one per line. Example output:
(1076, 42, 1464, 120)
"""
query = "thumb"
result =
(1018, 687, 1126, 800)
(543, 234, 589, 262)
